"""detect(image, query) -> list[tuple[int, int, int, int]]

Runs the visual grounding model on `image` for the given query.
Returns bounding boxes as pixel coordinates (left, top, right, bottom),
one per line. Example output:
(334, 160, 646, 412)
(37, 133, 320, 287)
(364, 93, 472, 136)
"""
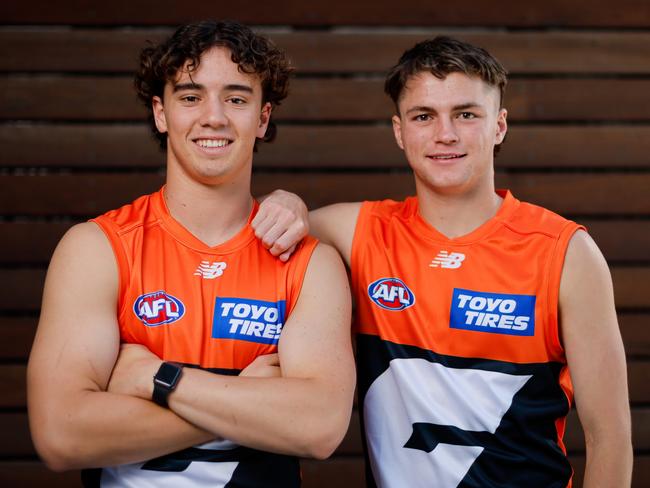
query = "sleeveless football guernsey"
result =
(84, 188, 317, 488)
(351, 190, 583, 488)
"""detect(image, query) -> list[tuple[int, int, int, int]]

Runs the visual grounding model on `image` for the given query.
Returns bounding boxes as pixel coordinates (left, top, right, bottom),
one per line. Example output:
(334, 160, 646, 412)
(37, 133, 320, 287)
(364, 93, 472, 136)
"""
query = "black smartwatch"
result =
(152, 362, 183, 408)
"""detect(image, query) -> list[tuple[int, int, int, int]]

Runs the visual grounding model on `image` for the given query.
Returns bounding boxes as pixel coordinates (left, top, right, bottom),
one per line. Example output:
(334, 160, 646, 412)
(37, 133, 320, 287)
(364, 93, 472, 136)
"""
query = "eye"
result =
(180, 95, 199, 103)
(458, 112, 476, 119)
(228, 97, 247, 105)
(413, 113, 431, 122)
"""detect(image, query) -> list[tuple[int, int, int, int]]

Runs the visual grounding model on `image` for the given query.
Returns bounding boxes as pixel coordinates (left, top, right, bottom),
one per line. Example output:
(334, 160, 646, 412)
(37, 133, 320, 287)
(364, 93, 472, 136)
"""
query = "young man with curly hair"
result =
(27, 20, 354, 487)
(259, 36, 632, 487)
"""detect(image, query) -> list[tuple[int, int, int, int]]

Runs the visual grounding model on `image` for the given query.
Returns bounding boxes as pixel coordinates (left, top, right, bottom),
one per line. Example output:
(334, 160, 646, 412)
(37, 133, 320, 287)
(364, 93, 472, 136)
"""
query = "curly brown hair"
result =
(134, 20, 293, 150)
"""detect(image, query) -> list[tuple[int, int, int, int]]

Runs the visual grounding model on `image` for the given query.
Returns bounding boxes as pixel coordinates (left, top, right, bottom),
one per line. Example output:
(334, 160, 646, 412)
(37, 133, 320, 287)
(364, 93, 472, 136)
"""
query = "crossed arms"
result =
(27, 221, 354, 470)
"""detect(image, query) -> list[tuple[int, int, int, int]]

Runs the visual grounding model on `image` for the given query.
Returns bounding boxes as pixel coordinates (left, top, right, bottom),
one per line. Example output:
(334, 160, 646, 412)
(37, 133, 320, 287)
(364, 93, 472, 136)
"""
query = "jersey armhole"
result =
(285, 236, 320, 317)
(89, 215, 130, 320)
(547, 221, 587, 354)
(350, 201, 375, 298)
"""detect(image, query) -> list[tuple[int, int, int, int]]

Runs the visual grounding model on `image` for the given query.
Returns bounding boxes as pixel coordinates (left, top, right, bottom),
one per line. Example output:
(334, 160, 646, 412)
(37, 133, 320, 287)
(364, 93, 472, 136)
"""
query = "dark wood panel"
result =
(3, 406, 649, 457)
(0, 313, 647, 361)
(1, 219, 648, 265)
(0, 361, 650, 406)
(621, 314, 650, 356)
(3, 124, 650, 169)
(583, 220, 650, 262)
(3, 76, 650, 122)
(0, 317, 37, 359)
(1, 456, 649, 488)
(3, 173, 649, 216)
(2, 266, 648, 312)
(1, 0, 649, 27)
(0, 462, 81, 488)
(0, 222, 73, 264)
(2, 29, 650, 74)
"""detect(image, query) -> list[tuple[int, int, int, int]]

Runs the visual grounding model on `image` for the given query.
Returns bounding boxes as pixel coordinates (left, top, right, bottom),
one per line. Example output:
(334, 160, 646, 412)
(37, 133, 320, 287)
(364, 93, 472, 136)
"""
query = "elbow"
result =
(33, 433, 77, 472)
(301, 411, 351, 460)
(30, 419, 85, 472)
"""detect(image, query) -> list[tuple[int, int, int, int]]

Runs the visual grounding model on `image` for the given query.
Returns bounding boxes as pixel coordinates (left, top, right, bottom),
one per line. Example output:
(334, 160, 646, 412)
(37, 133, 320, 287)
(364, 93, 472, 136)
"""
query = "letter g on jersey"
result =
(364, 359, 531, 487)
(368, 277, 416, 311)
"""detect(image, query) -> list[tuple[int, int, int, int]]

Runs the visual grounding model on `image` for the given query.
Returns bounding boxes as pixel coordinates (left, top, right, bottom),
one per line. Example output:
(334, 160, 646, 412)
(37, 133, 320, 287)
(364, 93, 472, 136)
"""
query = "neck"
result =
(416, 183, 503, 239)
(164, 171, 253, 247)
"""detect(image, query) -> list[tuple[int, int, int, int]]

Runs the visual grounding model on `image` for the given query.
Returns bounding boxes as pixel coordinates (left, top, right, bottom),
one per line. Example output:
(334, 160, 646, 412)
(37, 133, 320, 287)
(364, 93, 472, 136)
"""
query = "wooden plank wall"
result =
(1, 1, 649, 486)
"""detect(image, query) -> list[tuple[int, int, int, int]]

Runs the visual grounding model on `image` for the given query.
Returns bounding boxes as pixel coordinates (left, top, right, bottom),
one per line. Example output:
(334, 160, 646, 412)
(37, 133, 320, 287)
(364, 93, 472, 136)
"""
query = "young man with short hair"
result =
(260, 36, 632, 487)
(28, 20, 355, 487)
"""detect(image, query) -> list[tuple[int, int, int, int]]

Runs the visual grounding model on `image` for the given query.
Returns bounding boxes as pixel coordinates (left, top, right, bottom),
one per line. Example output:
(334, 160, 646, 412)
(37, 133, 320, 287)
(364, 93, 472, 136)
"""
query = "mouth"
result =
(427, 153, 467, 163)
(193, 138, 233, 150)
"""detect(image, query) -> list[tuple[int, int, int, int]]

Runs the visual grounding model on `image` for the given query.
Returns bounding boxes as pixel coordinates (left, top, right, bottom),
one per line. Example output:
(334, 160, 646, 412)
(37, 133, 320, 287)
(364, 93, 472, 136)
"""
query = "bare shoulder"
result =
(309, 203, 362, 266)
(560, 229, 611, 301)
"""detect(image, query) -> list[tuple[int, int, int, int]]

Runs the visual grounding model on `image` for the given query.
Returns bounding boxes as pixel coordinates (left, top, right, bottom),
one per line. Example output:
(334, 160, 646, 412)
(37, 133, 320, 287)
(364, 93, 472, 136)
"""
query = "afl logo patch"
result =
(368, 278, 415, 311)
(133, 291, 185, 326)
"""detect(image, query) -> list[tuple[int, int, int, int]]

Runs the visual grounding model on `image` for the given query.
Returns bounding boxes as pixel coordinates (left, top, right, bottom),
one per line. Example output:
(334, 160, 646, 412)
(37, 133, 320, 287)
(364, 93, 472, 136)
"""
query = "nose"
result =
(199, 98, 228, 128)
(435, 116, 459, 144)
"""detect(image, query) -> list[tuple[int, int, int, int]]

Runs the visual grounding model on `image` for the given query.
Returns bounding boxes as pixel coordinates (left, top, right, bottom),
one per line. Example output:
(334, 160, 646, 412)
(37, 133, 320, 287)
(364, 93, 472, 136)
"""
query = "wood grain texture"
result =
(1, 173, 649, 216)
(3, 124, 650, 169)
(2, 76, 650, 122)
(2, 29, 650, 74)
(1, 0, 649, 27)
(1, 456, 649, 488)
(0, 219, 647, 265)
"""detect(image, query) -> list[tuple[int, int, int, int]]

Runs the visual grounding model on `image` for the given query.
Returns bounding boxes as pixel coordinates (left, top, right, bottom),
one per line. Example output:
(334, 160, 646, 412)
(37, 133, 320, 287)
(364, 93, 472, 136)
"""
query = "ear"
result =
(152, 96, 168, 134)
(495, 108, 508, 145)
(392, 114, 404, 150)
(256, 102, 272, 139)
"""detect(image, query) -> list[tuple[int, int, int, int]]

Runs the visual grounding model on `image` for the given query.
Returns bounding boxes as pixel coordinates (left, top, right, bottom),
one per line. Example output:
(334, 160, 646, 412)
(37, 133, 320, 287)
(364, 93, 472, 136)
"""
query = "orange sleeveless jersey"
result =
(87, 188, 317, 488)
(351, 190, 583, 488)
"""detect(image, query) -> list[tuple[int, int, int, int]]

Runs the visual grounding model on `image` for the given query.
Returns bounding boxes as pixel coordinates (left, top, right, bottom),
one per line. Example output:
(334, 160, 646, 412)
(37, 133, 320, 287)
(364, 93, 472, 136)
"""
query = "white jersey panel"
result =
(364, 358, 531, 488)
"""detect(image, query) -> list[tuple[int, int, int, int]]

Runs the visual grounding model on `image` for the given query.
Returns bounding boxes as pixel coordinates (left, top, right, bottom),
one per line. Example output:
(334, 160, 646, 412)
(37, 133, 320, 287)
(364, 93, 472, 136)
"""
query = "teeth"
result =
(433, 155, 461, 159)
(196, 139, 229, 148)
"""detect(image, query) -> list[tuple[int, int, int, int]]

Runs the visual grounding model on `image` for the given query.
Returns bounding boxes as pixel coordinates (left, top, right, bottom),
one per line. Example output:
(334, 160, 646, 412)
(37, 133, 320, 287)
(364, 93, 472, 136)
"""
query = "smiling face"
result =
(392, 71, 507, 197)
(152, 46, 271, 186)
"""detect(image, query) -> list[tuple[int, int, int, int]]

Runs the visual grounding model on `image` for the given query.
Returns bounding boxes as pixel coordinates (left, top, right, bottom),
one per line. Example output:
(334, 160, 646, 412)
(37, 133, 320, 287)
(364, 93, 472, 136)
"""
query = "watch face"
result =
(155, 362, 182, 388)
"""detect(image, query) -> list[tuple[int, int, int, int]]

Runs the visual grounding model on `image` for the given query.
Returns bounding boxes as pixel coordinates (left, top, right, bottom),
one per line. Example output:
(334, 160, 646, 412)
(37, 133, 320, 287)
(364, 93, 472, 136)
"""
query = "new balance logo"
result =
(194, 261, 227, 279)
(429, 251, 465, 269)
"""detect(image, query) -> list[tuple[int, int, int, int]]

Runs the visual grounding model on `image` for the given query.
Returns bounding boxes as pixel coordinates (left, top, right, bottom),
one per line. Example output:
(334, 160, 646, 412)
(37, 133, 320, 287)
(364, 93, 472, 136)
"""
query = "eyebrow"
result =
(405, 102, 483, 115)
(172, 83, 254, 94)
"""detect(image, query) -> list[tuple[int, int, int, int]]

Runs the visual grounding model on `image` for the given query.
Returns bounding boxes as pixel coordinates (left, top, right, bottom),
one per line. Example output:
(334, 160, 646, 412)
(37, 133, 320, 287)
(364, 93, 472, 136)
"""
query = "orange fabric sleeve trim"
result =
(546, 221, 587, 356)
(89, 215, 130, 319)
(350, 201, 375, 297)
(285, 236, 319, 317)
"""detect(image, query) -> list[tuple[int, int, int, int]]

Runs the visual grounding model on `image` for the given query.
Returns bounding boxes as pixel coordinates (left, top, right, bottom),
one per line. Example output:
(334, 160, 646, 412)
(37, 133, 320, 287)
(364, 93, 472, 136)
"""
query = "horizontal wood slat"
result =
(0, 313, 647, 361)
(3, 124, 650, 169)
(3, 76, 650, 122)
(2, 29, 650, 75)
(1, 173, 649, 216)
(1, 0, 649, 27)
(5, 361, 650, 410)
(2, 406, 648, 457)
(1, 456, 649, 488)
(0, 220, 647, 265)
(2, 266, 648, 312)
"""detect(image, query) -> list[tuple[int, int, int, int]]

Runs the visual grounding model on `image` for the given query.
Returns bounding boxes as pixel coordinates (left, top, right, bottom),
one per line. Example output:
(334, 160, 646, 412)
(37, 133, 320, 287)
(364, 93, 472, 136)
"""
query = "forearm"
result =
(168, 370, 353, 459)
(582, 433, 632, 487)
(31, 390, 213, 471)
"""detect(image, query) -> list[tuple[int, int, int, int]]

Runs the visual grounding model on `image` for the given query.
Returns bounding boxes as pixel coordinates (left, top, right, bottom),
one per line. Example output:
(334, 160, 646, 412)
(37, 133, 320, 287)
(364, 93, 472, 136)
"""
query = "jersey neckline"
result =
(151, 187, 258, 255)
(408, 189, 520, 246)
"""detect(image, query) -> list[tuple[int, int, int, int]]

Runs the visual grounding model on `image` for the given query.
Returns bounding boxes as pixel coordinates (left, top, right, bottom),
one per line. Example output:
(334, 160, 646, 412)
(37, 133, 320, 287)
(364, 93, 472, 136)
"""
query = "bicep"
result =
(309, 203, 361, 266)
(278, 243, 354, 384)
(28, 223, 121, 410)
(559, 231, 629, 431)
